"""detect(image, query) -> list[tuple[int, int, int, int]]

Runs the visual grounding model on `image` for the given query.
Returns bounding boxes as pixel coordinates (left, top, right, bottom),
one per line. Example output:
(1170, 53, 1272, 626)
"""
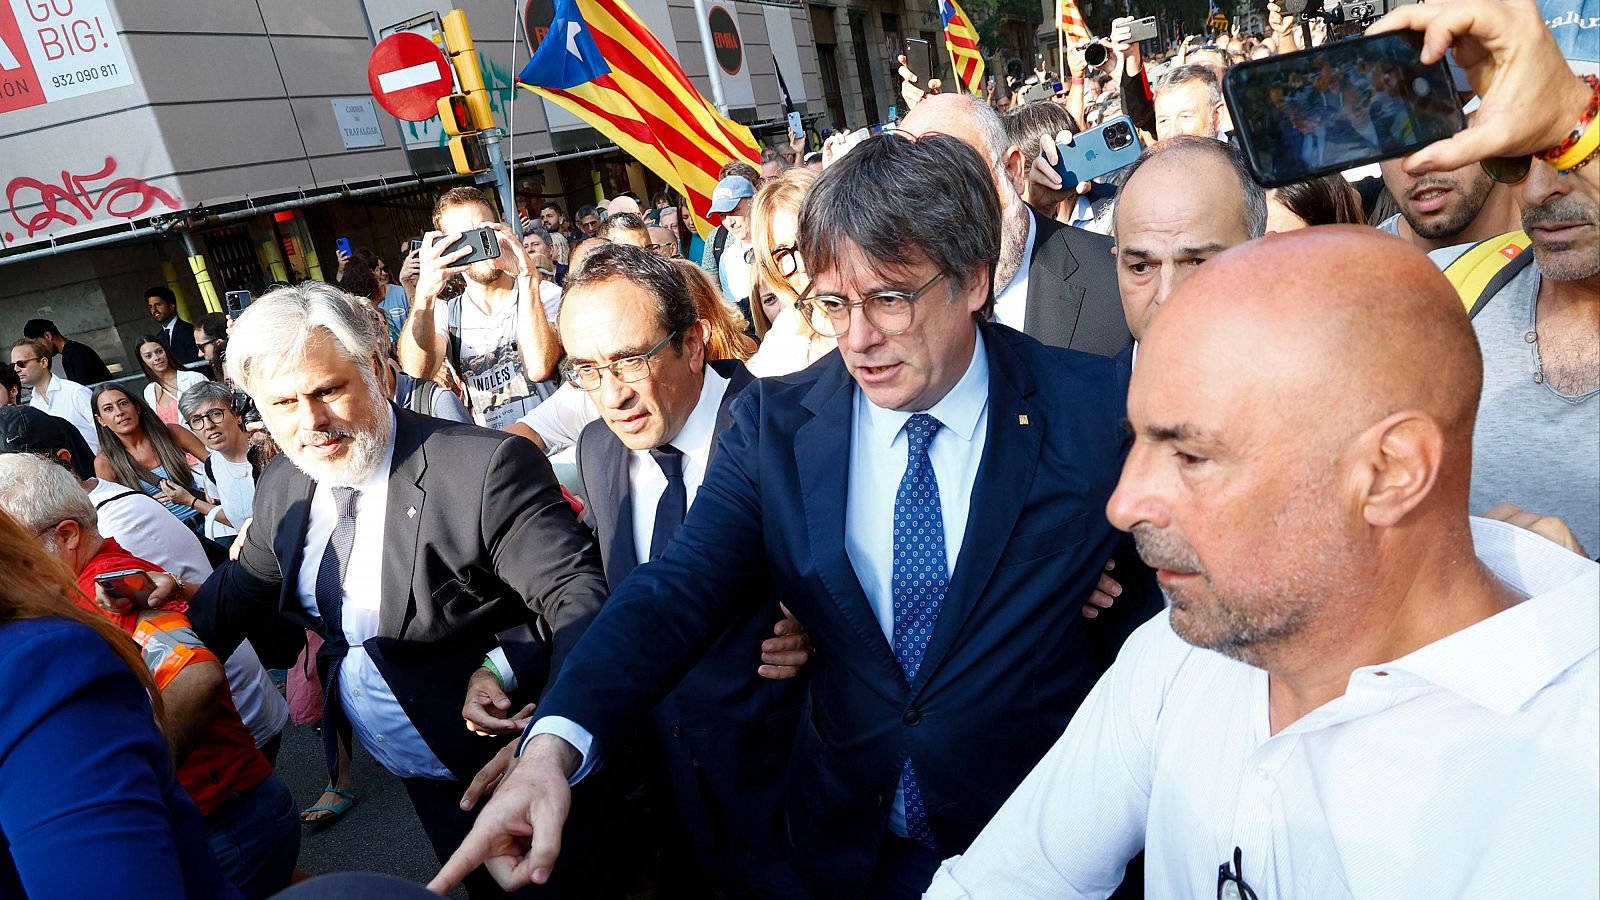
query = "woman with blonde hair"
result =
(743, 166, 836, 376)
(547, 230, 571, 266)
(672, 258, 757, 362)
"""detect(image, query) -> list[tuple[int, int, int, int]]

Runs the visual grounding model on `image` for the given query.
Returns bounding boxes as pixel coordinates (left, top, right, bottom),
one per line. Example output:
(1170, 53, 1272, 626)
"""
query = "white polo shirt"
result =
(925, 517, 1599, 899)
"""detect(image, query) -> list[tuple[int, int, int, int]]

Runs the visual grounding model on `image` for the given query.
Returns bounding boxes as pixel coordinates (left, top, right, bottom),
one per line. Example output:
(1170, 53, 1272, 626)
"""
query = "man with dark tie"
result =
(183, 283, 615, 899)
(145, 286, 202, 367)
(435, 134, 1157, 898)
(552, 242, 807, 897)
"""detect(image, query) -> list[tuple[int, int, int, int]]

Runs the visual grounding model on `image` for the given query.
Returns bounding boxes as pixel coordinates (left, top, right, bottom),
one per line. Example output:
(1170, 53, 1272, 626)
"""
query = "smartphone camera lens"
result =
(1105, 122, 1132, 151)
(1412, 77, 1431, 96)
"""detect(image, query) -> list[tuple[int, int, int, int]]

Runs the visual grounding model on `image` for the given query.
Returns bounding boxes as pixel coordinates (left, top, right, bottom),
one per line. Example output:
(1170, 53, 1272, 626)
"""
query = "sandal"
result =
(300, 786, 356, 826)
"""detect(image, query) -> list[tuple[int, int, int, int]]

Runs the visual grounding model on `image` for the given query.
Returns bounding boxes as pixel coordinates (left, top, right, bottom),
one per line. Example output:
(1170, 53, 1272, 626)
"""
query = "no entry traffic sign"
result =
(367, 31, 453, 122)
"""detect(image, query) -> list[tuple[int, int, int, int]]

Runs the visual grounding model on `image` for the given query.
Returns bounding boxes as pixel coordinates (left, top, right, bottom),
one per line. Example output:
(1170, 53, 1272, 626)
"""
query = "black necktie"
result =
(314, 486, 360, 640)
(648, 445, 685, 560)
(314, 486, 359, 785)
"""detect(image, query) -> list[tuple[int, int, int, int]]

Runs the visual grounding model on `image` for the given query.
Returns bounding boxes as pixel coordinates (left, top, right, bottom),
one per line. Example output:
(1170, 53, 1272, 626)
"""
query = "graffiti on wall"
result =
(4, 155, 181, 242)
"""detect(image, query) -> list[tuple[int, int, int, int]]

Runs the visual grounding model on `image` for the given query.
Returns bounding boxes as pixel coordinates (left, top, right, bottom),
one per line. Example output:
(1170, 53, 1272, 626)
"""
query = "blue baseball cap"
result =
(708, 175, 755, 215)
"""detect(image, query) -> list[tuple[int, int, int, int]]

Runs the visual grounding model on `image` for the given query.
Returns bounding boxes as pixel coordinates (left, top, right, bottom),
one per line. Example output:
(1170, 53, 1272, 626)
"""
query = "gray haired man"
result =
(1153, 65, 1226, 141)
(181, 281, 616, 899)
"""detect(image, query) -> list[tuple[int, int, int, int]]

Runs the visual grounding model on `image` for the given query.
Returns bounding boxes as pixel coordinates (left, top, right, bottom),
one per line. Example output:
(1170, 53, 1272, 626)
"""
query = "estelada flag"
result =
(516, 0, 760, 237)
(1056, 0, 1093, 43)
(940, 0, 986, 95)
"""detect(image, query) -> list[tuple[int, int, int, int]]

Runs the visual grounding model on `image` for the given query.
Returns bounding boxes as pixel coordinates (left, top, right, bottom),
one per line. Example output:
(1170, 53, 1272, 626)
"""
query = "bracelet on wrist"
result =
(481, 655, 505, 685)
(1535, 75, 1600, 172)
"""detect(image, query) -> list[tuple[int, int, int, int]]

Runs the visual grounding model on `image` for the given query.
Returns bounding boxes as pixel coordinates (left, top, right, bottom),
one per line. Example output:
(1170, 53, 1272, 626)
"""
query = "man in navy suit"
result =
(560, 244, 807, 897)
(435, 133, 1157, 899)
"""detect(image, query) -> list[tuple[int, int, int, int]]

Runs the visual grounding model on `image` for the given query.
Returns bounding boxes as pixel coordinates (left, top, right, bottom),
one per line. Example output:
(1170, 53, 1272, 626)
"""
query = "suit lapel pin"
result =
(406, 506, 417, 519)
(1018, 414, 1030, 426)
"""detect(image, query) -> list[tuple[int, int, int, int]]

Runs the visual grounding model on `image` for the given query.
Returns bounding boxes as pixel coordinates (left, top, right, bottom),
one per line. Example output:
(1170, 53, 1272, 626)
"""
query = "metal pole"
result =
(478, 127, 523, 237)
(690, 0, 729, 114)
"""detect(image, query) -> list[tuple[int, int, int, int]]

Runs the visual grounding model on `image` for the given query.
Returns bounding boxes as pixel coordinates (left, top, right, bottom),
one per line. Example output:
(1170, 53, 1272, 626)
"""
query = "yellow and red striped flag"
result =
(939, 0, 986, 95)
(516, 0, 760, 237)
(1056, 0, 1093, 43)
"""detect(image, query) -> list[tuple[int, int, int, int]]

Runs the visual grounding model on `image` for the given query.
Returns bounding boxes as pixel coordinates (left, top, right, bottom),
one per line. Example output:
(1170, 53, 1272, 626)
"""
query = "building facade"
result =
(0, 0, 822, 376)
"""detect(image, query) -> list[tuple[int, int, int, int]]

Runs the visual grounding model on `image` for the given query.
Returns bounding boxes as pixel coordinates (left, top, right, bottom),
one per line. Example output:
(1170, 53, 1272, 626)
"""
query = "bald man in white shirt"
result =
(925, 227, 1599, 898)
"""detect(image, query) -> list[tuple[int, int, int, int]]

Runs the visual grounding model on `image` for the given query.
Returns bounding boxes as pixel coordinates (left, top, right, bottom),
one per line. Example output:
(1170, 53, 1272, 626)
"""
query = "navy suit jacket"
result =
(575, 359, 805, 895)
(537, 323, 1158, 895)
(0, 619, 239, 899)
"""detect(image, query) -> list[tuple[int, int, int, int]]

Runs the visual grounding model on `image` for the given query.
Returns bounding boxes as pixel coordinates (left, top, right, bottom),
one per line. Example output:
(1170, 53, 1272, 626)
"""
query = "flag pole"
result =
(947, 43, 965, 95)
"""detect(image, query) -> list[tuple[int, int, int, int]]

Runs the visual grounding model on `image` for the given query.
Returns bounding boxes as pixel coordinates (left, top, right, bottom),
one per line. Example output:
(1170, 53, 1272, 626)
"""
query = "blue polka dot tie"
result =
(892, 413, 946, 850)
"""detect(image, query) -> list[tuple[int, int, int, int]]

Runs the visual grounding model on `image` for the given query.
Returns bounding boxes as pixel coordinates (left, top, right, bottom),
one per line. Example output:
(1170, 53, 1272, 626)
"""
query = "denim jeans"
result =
(205, 773, 299, 899)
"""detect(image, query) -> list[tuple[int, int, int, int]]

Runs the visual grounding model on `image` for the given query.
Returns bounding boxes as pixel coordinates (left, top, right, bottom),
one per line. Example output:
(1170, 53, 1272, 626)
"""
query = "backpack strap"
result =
(93, 489, 143, 511)
(408, 378, 438, 416)
(1442, 230, 1535, 319)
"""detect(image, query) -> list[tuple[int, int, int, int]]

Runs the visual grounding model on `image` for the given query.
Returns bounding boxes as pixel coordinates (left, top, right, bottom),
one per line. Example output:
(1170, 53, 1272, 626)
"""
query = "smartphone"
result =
(335, 237, 351, 256)
(904, 37, 934, 85)
(1054, 115, 1144, 188)
(95, 569, 154, 603)
(1023, 81, 1055, 104)
(786, 110, 803, 141)
(406, 238, 424, 255)
(1125, 16, 1159, 43)
(224, 290, 251, 318)
(1224, 31, 1464, 187)
(434, 226, 502, 265)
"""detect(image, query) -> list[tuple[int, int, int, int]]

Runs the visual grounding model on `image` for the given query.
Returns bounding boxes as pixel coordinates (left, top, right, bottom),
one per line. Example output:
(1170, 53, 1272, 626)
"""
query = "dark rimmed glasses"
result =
(795, 271, 945, 338)
(562, 331, 678, 391)
(1217, 846, 1259, 900)
(186, 408, 231, 430)
(745, 244, 802, 278)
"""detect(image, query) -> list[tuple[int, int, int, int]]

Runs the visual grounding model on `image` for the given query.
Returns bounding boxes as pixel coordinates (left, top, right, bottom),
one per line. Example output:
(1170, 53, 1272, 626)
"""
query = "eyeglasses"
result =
(648, 242, 680, 256)
(795, 272, 945, 338)
(1216, 847, 1259, 900)
(10, 358, 40, 369)
(561, 331, 678, 391)
(196, 338, 220, 353)
(746, 245, 802, 278)
(186, 408, 231, 430)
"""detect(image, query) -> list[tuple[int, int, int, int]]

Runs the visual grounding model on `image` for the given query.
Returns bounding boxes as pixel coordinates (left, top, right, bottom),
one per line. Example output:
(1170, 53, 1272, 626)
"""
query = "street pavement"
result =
(275, 720, 467, 898)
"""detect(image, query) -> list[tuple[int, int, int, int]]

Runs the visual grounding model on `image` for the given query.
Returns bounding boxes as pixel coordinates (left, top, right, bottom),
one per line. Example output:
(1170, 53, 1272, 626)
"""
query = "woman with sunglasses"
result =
(90, 385, 207, 534)
(135, 335, 209, 429)
(743, 166, 838, 377)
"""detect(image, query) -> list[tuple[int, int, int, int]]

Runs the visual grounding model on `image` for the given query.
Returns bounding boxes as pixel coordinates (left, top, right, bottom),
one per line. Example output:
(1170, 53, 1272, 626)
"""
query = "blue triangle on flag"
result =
(518, 0, 611, 89)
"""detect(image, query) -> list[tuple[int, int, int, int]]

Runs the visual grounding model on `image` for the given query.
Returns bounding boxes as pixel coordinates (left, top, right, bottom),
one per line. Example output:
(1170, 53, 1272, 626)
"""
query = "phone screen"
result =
(95, 569, 154, 603)
(1225, 32, 1462, 187)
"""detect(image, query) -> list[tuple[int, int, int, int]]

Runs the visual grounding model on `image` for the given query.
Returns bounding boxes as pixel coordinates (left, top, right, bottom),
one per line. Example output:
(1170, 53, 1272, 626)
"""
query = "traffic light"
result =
(448, 133, 491, 176)
(441, 10, 495, 131)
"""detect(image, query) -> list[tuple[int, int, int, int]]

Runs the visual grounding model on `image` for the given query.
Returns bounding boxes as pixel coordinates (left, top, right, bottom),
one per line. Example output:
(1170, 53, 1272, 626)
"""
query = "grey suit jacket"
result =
(1020, 208, 1132, 357)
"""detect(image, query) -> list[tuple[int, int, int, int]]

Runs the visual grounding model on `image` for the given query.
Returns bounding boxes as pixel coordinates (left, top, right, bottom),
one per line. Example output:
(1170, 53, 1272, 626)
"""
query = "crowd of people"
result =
(0, 1, 1594, 898)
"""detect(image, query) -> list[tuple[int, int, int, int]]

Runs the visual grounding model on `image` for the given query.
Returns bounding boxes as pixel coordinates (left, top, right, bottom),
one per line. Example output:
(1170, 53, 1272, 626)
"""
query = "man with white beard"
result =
(183, 282, 616, 900)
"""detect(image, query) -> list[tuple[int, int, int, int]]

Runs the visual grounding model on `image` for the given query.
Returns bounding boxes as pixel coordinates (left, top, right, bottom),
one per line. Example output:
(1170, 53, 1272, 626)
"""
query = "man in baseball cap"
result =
(0, 404, 95, 479)
(707, 174, 758, 310)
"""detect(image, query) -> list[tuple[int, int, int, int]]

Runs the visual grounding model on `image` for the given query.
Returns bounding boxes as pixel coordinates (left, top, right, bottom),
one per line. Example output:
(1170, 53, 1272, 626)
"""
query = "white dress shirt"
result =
(522, 366, 732, 774)
(627, 366, 729, 564)
(29, 373, 98, 453)
(845, 331, 990, 836)
(295, 412, 452, 780)
(924, 517, 1600, 899)
(991, 214, 1037, 329)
